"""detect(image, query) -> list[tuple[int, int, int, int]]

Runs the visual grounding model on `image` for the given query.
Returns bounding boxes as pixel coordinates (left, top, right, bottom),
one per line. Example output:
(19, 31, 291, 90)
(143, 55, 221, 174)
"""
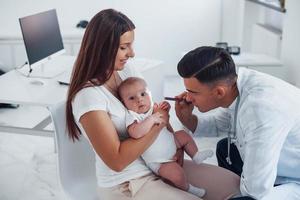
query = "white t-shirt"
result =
(72, 65, 151, 188)
(125, 107, 177, 164)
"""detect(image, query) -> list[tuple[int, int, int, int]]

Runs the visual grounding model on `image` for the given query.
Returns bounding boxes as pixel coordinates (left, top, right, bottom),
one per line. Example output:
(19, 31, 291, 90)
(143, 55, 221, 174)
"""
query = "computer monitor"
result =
(19, 9, 65, 77)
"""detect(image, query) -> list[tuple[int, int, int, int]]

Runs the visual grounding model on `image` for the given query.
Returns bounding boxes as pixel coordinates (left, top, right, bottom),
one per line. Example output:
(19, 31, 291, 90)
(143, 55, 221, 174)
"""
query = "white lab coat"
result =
(194, 68, 300, 199)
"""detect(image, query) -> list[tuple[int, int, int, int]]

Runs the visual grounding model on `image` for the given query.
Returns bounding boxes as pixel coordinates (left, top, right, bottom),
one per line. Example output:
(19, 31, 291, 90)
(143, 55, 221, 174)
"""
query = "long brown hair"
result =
(66, 9, 135, 141)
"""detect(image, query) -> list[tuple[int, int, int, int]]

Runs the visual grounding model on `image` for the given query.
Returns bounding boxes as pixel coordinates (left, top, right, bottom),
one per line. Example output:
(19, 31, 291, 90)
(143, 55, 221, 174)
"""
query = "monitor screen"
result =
(19, 9, 64, 67)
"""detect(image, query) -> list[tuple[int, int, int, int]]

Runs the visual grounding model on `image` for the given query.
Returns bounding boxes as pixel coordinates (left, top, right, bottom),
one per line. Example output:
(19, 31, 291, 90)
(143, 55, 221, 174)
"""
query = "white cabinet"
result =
(220, 0, 290, 82)
(231, 52, 286, 80)
(222, 0, 285, 55)
(0, 30, 83, 72)
(0, 43, 13, 71)
(0, 39, 28, 71)
(14, 43, 27, 67)
(1, 39, 26, 71)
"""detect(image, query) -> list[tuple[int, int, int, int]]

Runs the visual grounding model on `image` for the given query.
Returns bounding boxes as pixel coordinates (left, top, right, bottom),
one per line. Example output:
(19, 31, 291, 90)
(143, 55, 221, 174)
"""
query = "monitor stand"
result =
(19, 55, 72, 79)
(28, 63, 66, 78)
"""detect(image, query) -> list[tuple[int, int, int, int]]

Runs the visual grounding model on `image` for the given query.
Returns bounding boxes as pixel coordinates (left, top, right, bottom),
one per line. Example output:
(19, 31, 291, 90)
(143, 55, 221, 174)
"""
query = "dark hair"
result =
(66, 9, 135, 141)
(118, 77, 147, 100)
(177, 46, 237, 84)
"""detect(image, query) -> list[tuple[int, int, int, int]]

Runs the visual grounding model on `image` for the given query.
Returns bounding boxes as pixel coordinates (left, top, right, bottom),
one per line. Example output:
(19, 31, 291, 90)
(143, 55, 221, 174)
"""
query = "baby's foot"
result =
(192, 150, 214, 164)
(188, 184, 206, 198)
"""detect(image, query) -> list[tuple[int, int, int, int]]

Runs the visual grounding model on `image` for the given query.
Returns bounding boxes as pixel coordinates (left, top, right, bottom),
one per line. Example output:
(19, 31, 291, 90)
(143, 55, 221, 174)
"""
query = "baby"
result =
(118, 77, 213, 198)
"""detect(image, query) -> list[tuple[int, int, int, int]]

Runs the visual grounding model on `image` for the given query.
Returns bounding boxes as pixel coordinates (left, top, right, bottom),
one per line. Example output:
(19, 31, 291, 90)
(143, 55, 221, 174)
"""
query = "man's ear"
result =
(213, 85, 226, 99)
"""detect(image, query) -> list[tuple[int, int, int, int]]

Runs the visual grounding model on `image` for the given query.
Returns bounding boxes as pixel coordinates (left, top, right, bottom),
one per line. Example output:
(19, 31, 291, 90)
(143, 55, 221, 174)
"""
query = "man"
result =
(175, 46, 300, 200)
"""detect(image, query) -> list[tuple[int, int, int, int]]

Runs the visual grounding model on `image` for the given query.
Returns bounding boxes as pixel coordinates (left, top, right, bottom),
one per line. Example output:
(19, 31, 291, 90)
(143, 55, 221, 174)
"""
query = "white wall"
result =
(0, 0, 115, 32)
(221, 0, 284, 52)
(221, 0, 300, 86)
(0, 0, 221, 73)
(221, 0, 245, 47)
(0, 0, 222, 100)
(113, 0, 222, 100)
(114, 0, 222, 75)
(281, 0, 300, 87)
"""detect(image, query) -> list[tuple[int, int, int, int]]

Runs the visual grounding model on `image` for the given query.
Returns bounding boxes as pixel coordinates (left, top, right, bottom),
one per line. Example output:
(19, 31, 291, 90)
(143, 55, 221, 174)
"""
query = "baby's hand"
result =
(159, 101, 171, 112)
(153, 103, 170, 125)
(150, 112, 164, 125)
(153, 103, 159, 113)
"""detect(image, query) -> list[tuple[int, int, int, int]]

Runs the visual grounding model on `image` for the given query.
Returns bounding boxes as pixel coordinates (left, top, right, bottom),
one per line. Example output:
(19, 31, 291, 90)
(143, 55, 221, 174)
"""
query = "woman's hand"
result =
(173, 148, 184, 166)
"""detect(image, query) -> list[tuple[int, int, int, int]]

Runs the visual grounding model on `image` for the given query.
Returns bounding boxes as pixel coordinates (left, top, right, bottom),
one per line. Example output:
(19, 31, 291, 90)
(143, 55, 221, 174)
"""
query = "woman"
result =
(66, 9, 240, 200)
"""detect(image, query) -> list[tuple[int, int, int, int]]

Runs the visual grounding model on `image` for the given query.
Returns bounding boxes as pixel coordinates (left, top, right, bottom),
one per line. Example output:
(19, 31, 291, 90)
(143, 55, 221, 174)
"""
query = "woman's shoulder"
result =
(73, 86, 108, 109)
(75, 85, 105, 100)
(72, 86, 109, 122)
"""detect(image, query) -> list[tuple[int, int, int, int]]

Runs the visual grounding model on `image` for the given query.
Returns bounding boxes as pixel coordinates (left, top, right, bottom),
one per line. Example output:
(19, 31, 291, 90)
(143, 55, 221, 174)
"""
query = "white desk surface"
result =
(0, 56, 163, 107)
(0, 55, 75, 107)
(231, 52, 282, 67)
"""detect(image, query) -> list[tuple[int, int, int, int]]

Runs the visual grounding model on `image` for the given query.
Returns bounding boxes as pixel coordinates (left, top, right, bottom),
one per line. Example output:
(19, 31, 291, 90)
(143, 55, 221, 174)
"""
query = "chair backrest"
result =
(49, 102, 98, 200)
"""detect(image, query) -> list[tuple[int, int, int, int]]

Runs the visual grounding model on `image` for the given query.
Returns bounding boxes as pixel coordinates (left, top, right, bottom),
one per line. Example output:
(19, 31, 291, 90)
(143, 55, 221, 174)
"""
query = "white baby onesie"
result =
(125, 107, 177, 173)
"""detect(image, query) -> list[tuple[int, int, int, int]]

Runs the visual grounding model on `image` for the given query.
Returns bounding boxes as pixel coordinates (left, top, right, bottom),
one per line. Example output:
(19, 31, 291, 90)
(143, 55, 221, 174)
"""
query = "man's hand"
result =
(174, 92, 197, 132)
(175, 92, 194, 122)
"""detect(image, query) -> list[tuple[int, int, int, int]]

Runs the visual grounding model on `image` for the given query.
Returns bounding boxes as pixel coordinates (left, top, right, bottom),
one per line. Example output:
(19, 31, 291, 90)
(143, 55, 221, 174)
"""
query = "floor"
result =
(0, 105, 222, 200)
(0, 105, 65, 200)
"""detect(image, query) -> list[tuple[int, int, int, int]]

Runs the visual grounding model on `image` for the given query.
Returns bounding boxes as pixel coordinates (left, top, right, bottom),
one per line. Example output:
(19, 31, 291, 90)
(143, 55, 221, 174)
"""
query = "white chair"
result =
(49, 102, 98, 200)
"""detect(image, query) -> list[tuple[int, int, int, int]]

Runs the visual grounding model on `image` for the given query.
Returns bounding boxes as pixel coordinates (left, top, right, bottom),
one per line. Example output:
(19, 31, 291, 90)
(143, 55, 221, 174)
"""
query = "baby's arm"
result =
(158, 101, 174, 133)
(128, 112, 163, 139)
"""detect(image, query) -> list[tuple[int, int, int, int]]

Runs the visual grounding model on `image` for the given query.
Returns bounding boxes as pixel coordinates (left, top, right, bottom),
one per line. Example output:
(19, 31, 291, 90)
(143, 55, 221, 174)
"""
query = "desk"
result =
(232, 53, 286, 81)
(231, 52, 282, 67)
(0, 56, 162, 138)
(0, 55, 75, 137)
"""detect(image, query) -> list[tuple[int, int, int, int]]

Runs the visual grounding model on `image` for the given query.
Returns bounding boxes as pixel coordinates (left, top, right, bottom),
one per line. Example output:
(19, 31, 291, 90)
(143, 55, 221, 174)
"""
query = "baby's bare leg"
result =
(158, 161, 189, 190)
(174, 130, 198, 157)
(158, 161, 206, 198)
(174, 130, 213, 164)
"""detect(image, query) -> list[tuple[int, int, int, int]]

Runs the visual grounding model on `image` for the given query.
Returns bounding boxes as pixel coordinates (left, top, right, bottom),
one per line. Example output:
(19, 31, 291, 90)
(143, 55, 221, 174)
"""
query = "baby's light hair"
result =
(118, 77, 147, 100)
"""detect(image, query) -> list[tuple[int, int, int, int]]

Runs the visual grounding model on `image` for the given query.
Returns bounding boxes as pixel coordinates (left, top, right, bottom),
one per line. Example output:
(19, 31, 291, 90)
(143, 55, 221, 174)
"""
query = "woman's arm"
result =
(128, 112, 163, 139)
(80, 110, 166, 172)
